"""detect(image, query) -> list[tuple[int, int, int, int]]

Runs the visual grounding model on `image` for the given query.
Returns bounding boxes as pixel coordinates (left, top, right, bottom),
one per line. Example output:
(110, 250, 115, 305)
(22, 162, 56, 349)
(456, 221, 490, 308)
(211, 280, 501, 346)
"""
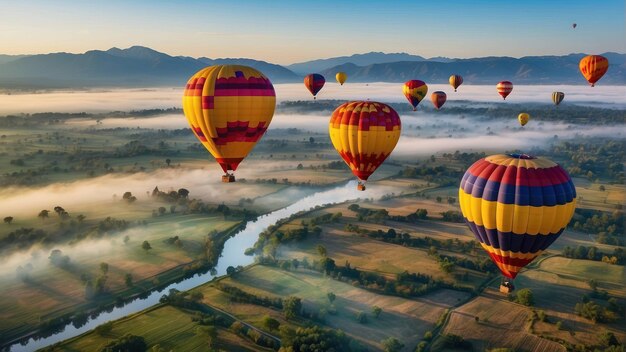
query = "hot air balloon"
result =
(572, 23, 577, 29)
(431, 91, 447, 110)
(496, 81, 513, 100)
(552, 92, 565, 106)
(182, 65, 276, 183)
(336, 72, 347, 85)
(329, 101, 401, 191)
(579, 55, 608, 87)
(459, 154, 576, 282)
(518, 113, 529, 126)
(304, 73, 326, 99)
(403, 80, 428, 111)
(449, 74, 463, 92)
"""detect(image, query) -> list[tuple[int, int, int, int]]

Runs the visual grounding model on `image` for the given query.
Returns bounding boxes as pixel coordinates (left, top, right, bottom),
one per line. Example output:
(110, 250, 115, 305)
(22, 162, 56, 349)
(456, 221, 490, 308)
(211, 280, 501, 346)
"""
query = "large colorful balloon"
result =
(431, 91, 447, 110)
(304, 74, 326, 99)
(496, 81, 513, 100)
(329, 101, 401, 191)
(403, 80, 428, 111)
(336, 72, 347, 85)
(552, 92, 565, 106)
(518, 113, 529, 126)
(459, 154, 576, 279)
(449, 75, 463, 92)
(183, 65, 276, 182)
(579, 55, 608, 87)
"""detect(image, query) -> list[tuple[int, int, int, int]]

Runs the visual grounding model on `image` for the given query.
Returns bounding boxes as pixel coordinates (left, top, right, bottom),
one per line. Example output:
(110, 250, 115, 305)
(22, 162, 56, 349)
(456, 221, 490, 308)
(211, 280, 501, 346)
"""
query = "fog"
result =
(1, 84, 625, 115)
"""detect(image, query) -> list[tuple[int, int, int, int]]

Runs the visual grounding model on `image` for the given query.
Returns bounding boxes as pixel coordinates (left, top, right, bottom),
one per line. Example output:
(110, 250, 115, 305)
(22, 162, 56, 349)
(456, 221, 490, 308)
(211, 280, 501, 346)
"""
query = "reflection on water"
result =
(10, 180, 387, 351)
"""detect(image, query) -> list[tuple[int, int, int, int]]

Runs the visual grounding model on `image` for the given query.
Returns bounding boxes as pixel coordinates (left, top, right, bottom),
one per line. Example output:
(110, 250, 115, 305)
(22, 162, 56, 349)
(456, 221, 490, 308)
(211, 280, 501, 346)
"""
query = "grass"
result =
(217, 265, 470, 351)
(50, 305, 269, 352)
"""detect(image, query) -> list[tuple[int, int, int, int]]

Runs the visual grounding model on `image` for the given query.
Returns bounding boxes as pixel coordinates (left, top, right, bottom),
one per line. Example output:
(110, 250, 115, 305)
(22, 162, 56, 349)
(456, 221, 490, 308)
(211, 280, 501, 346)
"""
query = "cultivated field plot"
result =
(442, 294, 565, 352)
(574, 178, 625, 213)
(51, 305, 268, 352)
(220, 265, 470, 351)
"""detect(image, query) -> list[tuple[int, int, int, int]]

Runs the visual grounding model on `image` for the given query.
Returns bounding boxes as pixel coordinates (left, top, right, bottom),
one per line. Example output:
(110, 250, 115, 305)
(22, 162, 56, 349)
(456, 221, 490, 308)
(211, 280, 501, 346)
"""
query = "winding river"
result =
(10, 180, 388, 352)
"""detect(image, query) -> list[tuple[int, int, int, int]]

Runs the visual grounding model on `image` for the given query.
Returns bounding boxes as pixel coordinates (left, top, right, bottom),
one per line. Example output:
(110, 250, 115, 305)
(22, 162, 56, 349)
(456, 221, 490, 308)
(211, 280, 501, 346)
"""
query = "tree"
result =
(195, 326, 218, 349)
(94, 321, 113, 336)
(262, 315, 280, 331)
(124, 273, 133, 287)
(165, 158, 171, 167)
(178, 188, 189, 198)
(356, 311, 368, 324)
(283, 296, 302, 320)
(309, 137, 315, 144)
(327, 292, 336, 304)
(38, 210, 49, 220)
(123, 235, 130, 244)
(372, 305, 382, 318)
(142, 241, 152, 252)
(76, 214, 86, 223)
(297, 163, 304, 170)
(599, 330, 620, 347)
(158, 207, 166, 216)
(3, 216, 13, 224)
(588, 279, 598, 291)
(100, 262, 109, 275)
(515, 288, 535, 306)
(99, 334, 147, 352)
(316, 244, 327, 258)
(381, 337, 404, 352)
(226, 266, 236, 276)
(190, 291, 204, 301)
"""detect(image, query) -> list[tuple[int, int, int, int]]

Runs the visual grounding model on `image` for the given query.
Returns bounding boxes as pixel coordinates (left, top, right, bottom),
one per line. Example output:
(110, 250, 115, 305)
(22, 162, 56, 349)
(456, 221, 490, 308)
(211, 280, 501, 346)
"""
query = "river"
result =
(9, 180, 388, 351)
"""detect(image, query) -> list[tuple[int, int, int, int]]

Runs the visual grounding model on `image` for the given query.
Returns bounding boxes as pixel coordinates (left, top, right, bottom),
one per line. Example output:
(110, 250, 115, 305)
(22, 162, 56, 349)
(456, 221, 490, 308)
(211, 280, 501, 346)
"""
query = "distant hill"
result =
(0, 46, 299, 88)
(287, 52, 431, 74)
(319, 52, 626, 84)
(0, 47, 624, 88)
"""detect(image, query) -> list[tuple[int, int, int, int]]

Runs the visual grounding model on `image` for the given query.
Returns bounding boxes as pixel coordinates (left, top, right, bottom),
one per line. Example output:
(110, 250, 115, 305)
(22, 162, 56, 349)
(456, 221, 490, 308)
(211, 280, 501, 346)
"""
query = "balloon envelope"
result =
(336, 72, 347, 85)
(579, 55, 608, 87)
(552, 92, 565, 106)
(459, 154, 577, 279)
(518, 113, 530, 126)
(329, 101, 401, 183)
(431, 91, 447, 110)
(304, 74, 326, 98)
(449, 74, 463, 92)
(403, 80, 428, 111)
(496, 81, 513, 100)
(182, 65, 276, 175)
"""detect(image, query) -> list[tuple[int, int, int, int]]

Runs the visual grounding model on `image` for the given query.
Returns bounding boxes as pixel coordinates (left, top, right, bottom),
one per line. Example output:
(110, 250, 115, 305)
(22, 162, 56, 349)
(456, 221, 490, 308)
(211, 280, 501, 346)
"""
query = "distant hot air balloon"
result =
(403, 80, 428, 111)
(579, 55, 608, 87)
(183, 65, 276, 183)
(496, 81, 513, 100)
(431, 91, 447, 110)
(459, 153, 577, 280)
(572, 23, 577, 29)
(449, 74, 463, 92)
(336, 72, 347, 85)
(329, 101, 401, 191)
(552, 92, 565, 106)
(304, 74, 326, 99)
(518, 113, 530, 126)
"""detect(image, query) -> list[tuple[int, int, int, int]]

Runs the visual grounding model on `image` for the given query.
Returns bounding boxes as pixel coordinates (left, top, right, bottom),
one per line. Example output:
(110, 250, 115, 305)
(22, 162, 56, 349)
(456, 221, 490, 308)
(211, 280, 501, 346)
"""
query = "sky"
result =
(0, 0, 624, 64)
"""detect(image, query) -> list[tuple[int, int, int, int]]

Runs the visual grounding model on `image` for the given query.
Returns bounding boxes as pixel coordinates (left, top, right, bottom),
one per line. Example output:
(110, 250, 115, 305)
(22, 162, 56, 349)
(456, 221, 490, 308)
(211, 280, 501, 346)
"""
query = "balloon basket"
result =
(499, 281, 515, 293)
(222, 174, 236, 183)
(357, 183, 366, 191)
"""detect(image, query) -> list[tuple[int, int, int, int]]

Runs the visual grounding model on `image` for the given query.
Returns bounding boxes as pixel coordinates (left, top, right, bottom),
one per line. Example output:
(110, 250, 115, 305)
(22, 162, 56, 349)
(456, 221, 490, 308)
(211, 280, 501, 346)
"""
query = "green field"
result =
(51, 305, 269, 352)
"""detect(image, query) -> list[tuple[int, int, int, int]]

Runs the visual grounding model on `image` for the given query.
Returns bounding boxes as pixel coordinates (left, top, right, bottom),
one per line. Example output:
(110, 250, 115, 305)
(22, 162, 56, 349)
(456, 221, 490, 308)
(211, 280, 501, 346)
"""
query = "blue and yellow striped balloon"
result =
(459, 154, 577, 279)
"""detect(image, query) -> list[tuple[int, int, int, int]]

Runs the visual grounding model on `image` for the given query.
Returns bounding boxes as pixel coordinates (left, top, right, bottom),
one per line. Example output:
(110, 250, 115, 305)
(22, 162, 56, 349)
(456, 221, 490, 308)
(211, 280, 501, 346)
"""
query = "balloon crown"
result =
(508, 153, 536, 160)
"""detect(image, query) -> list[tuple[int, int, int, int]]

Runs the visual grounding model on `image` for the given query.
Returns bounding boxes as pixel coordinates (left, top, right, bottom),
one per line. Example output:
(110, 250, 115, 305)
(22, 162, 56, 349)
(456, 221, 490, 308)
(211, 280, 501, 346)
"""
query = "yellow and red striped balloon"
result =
(182, 65, 276, 181)
(579, 55, 609, 87)
(449, 74, 463, 92)
(329, 101, 401, 189)
(459, 154, 577, 279)
(496, 81, 513, 100)
(552, 92, 565, 106)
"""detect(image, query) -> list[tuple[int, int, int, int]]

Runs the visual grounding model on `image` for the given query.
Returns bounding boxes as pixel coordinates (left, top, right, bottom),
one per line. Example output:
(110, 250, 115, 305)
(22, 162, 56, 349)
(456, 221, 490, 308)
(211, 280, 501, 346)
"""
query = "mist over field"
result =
(1, 84, 626, 115)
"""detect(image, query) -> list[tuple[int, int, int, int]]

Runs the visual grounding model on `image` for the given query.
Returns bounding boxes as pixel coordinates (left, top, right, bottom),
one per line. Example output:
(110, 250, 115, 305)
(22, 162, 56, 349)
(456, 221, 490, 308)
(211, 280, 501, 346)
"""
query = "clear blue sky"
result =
(0, 0, 624, 64)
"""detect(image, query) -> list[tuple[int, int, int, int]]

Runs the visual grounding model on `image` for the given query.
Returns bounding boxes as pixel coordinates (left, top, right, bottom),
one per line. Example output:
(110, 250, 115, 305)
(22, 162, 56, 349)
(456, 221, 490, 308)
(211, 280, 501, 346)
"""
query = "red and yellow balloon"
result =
(431, 91, 447, 110)
(496, 81, 513, 100)
(329, 101, 401, 190)
(403, 80, 428, 111)
(183, 65, 276, 182)
(304, 73, 326, 99)
(449, 74, 463, 92)
(579, 55, 608, 87)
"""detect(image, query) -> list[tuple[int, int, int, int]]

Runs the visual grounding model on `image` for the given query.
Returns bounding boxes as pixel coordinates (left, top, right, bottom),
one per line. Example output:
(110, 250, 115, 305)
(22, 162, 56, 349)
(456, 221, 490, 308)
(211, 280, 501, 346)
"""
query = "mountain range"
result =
(0, 46, 624, 88)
